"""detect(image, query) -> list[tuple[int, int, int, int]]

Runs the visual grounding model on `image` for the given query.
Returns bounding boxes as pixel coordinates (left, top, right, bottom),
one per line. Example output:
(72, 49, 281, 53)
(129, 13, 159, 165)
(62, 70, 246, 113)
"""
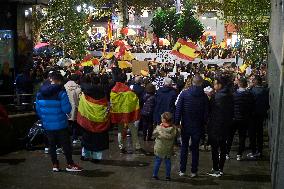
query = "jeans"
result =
(153, 156, 171, 177)
(211, 138, 227, 171)
(180, 130, 201, 174)
(46, 128, 73, 165)
(227, 120, 248, 156)
(118, 122, 141, 150)
(82, 147, 103, 160)
(249, 115, 265, 154)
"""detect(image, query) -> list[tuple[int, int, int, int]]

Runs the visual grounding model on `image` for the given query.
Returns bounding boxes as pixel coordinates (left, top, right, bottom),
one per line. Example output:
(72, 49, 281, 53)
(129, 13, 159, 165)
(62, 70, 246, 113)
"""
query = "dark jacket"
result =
(141, 93, 155, 117)
(132, 84, 145, 107)
(36, 83, 71, 131)
(175, 86, 209, 133)
(250, 86, 269, 117)
(154, 86, 177, 124)
(233, 89, 255, 121)
(208, 87, 234, 141)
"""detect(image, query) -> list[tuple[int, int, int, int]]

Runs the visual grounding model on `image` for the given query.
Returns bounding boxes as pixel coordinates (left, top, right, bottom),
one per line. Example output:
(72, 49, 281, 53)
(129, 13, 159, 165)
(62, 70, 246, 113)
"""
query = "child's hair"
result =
(161, 112, 173, 123)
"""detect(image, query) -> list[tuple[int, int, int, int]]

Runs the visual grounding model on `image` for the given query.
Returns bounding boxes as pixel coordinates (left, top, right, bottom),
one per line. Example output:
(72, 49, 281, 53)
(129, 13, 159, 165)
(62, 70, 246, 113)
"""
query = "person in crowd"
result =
(36, 72, 82, 172)
(152, 112, 179, 181)
(227, 78, 254, 161)
(77, 74, 110, 162)
(130, 76, 145, 134)
(153, 71, 166, 90)
(175, 75, 209, 178)
(64, 74, 82, 145)
(154, 78, 177, 125)
(141, 83, 156, 141)
(247, 76, 269, 159)
(15, 67, 34, 103)
(110, 73, 144, 154)
(207, 75, 233, 177)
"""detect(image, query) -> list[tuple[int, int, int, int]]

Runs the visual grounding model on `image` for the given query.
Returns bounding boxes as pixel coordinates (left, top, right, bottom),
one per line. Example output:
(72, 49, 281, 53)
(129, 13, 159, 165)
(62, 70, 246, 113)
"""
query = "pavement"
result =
(0, 131, 271, 189)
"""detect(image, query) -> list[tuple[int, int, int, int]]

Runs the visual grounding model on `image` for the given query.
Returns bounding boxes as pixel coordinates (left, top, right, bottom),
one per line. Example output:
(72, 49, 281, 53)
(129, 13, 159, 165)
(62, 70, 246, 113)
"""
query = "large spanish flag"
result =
(77, 94, 110, 133)
(171, 38, 199, 61)
(110, 82, 140, 124)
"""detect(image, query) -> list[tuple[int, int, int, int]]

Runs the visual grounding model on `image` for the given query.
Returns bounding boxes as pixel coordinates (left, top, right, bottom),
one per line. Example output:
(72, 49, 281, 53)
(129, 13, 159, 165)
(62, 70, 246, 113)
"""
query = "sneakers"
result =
(56, 148, 63, 155)
(66, 164, 83, 172)
(52, 164, 60, 172)
(226, 154, 230, 160)
(207, 169, 221, 177)
(190, 173, 198, 178)
(120, 148, 127, 154)
(165, 177, 171, 181)
(219, 170, 224, 176)
(247, 152, 262, 159)
(72, 140, 81, 145)
(236, 155, 243, 161)
(152, 176, 159, 180)
(44, 148, 49, 154)
(179, 171, 186, 177)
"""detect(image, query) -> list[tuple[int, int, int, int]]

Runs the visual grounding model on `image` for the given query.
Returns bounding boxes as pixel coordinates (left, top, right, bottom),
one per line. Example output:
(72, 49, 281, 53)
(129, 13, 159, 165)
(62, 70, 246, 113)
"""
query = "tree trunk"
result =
(118, 0, 129, 29)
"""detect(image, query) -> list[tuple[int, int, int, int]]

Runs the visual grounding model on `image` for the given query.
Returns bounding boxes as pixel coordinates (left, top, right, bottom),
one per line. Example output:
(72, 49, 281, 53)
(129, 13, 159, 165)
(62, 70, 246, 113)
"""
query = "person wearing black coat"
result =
(141, 84, 156, 141)
(247, 76, 269, 158)
(227, 78, 255, 161)
(207, 76, 234, 177)
(153, 78, 177, 125)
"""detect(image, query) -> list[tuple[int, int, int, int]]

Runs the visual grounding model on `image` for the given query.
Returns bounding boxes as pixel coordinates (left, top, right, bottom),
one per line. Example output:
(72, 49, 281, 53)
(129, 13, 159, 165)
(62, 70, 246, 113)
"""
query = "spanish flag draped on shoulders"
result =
(77, 94, 110, 133)
(110, 82, 140, 124)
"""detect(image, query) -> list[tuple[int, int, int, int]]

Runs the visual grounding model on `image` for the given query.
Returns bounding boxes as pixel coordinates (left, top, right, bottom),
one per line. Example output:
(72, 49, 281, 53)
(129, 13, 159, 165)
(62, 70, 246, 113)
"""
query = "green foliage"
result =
(150, 8, 167, 38)
(151, 1, 204, 43)
(43, 0, 93, 59)
(192, 0, 270, 64)
(174, 1, 204, 41)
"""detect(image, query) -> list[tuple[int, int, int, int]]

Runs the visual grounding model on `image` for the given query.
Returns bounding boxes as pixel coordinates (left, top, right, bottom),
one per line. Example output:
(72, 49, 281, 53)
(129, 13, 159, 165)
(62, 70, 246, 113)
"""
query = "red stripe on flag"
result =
(111, 109, 140, 124)
(177, 39, 198, 49)
(111, 82, 131, 93)
(77, 112, 110, 133)
(84, 96, 108, 106)
(171, 50, 195, 61)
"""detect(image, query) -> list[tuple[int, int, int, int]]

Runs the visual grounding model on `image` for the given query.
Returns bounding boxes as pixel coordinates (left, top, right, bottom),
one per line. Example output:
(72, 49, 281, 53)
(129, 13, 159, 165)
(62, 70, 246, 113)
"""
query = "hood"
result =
(189, 86, 205, 97)
(65, 81, 80, 91)
(39, 83, 62, 97)
(157, 124, 176, 139)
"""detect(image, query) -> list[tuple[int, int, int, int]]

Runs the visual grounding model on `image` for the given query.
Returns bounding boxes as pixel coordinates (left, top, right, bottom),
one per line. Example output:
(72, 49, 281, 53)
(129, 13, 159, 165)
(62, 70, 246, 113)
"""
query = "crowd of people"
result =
(31, 58, 269, 180)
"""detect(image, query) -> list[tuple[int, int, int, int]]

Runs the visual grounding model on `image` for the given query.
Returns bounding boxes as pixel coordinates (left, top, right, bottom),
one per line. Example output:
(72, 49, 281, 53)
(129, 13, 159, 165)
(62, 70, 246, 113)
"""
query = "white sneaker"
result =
(72, 140, 80, 145)
(207, 170, 221, 177)
(236, 155, 242, 161)
(179, 171, 186, 177)
(56, 148, 63, 155)
(44, 148, 49, 154)
(190, 173, 197, 178)
(226, 154, 230, 160)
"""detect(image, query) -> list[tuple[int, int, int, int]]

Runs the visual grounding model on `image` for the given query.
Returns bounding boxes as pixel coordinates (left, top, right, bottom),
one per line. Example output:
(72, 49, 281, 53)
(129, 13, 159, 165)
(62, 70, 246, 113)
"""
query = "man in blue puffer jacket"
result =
(36, 72, 82, 172)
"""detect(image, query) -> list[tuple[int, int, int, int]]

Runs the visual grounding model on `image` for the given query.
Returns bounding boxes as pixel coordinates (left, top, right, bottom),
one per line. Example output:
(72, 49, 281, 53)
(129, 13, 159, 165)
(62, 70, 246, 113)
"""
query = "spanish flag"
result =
(77, 94, 110, 133)
(171, 38, 199, 61)
(110, 82, 140, 124)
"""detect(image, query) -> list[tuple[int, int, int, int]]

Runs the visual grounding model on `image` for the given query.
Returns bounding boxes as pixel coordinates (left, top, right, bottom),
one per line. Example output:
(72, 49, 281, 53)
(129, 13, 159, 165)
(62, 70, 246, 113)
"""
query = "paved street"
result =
(0, 131, 271, 189)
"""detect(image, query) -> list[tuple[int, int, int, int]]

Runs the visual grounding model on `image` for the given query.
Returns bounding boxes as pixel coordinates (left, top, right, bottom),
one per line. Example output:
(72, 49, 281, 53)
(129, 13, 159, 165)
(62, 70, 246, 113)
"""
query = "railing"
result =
(0, 94, 35, 116)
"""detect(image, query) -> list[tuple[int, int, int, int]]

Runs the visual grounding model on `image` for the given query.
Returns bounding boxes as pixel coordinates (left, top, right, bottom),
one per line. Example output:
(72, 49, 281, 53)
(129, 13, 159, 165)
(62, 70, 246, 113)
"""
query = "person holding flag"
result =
(110, 73, 144, 154)
(77, 74, 111, 162)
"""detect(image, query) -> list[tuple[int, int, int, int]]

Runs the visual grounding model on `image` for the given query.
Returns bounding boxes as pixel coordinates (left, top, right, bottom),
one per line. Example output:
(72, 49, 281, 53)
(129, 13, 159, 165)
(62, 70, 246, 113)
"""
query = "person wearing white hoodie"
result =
(64, 74, 81, 145)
